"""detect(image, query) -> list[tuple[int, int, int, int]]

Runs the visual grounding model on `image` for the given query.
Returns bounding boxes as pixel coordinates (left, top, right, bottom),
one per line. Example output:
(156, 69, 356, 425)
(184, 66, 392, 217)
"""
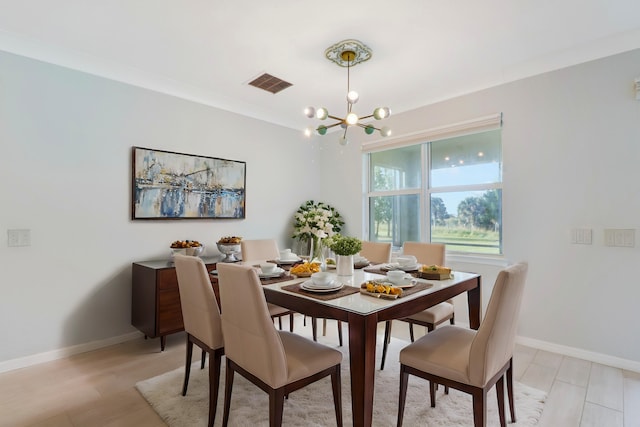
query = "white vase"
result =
(336, 254, 354, 276)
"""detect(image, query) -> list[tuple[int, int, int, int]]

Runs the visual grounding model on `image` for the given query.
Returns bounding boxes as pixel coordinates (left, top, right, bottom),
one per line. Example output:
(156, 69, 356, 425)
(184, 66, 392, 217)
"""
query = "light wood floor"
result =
(1, 317, 639, 427)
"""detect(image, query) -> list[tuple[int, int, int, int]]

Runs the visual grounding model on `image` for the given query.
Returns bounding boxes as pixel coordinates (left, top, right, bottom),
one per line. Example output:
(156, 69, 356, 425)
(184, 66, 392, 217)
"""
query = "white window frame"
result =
(362, 113, 504, 260)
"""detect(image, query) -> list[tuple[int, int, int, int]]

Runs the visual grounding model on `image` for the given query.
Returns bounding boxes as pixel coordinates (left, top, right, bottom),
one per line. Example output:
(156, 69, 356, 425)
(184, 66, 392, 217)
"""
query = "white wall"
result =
(319, 48, 640, 366)
(0, 51, 323, 364)
(2, 47, 640, 371)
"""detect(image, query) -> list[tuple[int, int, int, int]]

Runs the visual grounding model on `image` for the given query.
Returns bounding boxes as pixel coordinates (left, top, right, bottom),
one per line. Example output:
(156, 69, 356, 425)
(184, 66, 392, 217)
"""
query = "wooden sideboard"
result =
(131, 256, 222, 350)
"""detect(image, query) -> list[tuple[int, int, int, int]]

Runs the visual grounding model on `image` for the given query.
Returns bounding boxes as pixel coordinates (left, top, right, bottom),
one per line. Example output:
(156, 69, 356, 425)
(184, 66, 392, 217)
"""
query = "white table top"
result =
(262, 269, 480, 316)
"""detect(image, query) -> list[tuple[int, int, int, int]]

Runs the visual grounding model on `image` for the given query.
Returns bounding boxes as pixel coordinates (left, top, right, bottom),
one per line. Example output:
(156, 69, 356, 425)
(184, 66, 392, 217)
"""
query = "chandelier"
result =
(304, 39, 391, 145)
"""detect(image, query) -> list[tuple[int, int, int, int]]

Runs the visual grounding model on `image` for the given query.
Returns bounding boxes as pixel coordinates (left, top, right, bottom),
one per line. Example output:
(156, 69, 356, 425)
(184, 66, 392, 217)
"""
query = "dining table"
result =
(260, 265, 482, 427)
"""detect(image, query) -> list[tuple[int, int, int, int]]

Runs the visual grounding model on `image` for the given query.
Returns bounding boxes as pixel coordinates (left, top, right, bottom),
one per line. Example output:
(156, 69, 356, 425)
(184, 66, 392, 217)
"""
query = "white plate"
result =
(300, 280, 344, 292)
(258, 267, 285, 278)
(275, 258, 302, 264)
(398, 264, 419, 271)
(302, 279, 337, 289)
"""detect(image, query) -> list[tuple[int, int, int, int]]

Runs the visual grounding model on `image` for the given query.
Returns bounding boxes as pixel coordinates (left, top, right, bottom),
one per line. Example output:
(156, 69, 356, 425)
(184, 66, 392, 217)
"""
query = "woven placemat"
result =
(280, 283, 361, 301)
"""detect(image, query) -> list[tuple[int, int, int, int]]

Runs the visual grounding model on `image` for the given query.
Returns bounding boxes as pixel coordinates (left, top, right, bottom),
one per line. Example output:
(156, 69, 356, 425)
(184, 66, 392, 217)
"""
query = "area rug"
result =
(137, 337, 546, 426)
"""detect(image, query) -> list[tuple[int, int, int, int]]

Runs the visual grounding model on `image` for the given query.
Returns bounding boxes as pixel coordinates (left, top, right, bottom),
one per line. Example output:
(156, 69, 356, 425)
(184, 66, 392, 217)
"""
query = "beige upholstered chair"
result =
(241, 238, 342, 344)
(397, 262, 528, 427)
(381, 242, 454, 370)
(216, 263, 343, 427)
(240, 239, 295, 332)
(173, 254, 225, 427)
(359, 240, 392, 264)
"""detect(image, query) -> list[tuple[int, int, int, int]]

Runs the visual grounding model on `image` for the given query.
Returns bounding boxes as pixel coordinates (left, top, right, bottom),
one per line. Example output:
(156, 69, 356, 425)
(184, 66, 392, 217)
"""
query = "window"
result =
(364, 115, 502, 255)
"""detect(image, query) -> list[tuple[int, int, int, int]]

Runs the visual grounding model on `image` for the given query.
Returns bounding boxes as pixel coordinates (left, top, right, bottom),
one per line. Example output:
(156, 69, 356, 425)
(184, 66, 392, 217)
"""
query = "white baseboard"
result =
(515, 335, 640, 373)
(0, 331, 143, 374)
(445, 321, 640, 373)
(2, 328, 638, 375)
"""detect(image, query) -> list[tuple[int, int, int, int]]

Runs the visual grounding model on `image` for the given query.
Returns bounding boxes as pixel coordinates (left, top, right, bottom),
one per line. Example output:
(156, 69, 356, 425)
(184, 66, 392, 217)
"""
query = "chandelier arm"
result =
(323, 122, 344, 130)
(356, 123, 380, 130)
(327, 114, 344, 121)
(359, 114, 374, 120)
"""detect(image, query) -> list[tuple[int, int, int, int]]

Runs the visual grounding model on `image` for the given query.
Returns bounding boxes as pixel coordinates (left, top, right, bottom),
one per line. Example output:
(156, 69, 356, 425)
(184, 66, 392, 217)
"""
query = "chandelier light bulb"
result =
(345, 112, 359, 126)
(380, 126, 392, 137)
(304, 127, 314, 137)
(373, 107, 390, 120)
(338, 136, 349, 146)
(317, 125, 327, 135)
(364, 125, 375, 135)
(347, 90, 359, 104)
(316, 107, 329, 120)
(304, 106, 316, 118)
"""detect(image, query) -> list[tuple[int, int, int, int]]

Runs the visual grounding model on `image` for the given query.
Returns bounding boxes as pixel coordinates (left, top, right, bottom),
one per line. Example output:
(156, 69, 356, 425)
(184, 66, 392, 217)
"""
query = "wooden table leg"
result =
(467, 276, 482, 330)
(347, 313, 378, 427)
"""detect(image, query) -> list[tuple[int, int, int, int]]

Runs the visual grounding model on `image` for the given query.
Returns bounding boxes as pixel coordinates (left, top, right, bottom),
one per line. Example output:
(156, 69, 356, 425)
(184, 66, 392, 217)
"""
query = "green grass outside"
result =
(371, 224, 501, 255)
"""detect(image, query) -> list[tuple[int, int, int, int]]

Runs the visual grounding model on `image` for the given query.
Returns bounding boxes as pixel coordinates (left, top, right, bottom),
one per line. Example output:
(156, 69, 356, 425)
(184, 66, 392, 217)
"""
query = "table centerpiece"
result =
(328, 234, 362, 276)
(291, 200, 344, 266)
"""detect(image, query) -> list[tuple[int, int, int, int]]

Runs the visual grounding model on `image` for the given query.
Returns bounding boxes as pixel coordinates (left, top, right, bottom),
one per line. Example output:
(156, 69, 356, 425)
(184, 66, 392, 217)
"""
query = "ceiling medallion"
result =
(324, 39, 372, 67)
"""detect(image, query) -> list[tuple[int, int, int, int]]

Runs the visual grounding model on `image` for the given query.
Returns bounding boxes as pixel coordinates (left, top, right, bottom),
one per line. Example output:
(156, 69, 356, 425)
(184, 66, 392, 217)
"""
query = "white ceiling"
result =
(1, 0, 639, 133)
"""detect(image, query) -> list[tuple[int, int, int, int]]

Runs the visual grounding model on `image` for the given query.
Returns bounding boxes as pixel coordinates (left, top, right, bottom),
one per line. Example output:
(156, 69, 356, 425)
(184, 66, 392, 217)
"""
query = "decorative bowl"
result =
(217, 242, 241, 262)
(171, 245, 205, 257)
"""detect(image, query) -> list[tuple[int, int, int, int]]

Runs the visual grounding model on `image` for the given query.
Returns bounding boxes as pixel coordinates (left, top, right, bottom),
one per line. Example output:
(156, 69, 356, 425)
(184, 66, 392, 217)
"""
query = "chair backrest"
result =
(469, 262, 528, 386)
(359, 241, 392, 264)
(216, 263, 288, 388)
(402, 242, 445, 265)
(240, 239, 280, 263)
(173, 254, 224, 350)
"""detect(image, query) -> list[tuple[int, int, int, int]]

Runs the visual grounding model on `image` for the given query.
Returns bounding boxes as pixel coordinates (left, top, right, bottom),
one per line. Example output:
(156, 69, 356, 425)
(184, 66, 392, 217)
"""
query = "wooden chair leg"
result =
(380, 320, 392, 370)
(397, 365, 409, 427)
(496, 375, 506, 427)
(331, 366, 343, 427)
(471, 388, 487, 427)
(311, 317, 318, 341)
(322, 318, 327, 336)
(208, 350, 222, 427)
(289, 313, 294, 332)
(182, 337, 194, 396)
(278, 316, 283, 330)
(337, 321, 343, 347)
(429, 381, 437, 407)
(409, 321, 415, 342)
(269, 388, 286, 427)
(507, 359, 516, 422)
(201, 349, 206, 369)
(222, 360, 235, 427)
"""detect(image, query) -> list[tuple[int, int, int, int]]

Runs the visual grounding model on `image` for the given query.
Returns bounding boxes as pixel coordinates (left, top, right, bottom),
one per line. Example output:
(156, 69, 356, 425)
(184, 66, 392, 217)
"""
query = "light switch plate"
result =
(571, 228, 592, 245)
(7, 229, 30, 247)
(604, 229, 635, 247)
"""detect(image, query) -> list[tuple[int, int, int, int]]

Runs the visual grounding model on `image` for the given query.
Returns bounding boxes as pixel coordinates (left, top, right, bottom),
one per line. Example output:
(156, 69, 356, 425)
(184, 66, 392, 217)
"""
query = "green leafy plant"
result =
(329, 235, 362, 256)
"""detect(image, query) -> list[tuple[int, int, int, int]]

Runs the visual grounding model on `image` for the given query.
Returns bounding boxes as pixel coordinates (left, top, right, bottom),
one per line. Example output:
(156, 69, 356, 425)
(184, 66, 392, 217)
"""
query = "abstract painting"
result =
(132, 147, 246, 219)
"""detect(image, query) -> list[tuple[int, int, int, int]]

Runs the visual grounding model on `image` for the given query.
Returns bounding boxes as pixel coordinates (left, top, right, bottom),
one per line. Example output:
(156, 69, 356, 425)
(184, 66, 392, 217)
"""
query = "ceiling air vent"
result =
(248, 73, 292, 94)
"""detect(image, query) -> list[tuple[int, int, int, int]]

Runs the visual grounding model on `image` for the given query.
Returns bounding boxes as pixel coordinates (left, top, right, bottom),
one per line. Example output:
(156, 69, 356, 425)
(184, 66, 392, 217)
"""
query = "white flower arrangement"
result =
(292, 200, 344, 243)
